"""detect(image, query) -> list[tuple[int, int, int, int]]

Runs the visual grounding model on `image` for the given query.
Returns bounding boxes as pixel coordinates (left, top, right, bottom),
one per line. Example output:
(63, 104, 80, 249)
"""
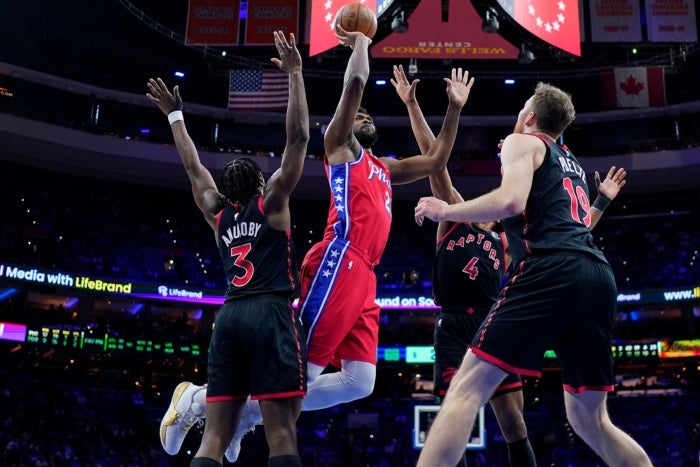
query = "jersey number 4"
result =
(230, 243, 254, 287)
(462, 257, 479, 280)
(562, 177, 591, 227)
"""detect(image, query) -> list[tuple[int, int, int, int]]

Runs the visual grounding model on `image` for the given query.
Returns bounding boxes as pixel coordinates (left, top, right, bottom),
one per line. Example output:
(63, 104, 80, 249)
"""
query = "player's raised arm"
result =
(146, 78, 222, 231)
(264, 31, 309, 220)
(383, 68, 474, 185)
(588, 166, 626, 229)
(392, 64, 464, 205)
(323, 26, 372, 164)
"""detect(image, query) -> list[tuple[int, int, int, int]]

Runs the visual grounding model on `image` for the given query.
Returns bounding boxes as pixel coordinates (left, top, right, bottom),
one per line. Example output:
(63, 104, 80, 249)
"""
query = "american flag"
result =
(228, 69, 289, 111)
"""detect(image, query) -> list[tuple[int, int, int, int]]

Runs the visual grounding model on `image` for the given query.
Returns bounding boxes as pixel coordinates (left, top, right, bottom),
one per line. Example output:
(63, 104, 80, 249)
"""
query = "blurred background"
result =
(1, 0, 699, 465)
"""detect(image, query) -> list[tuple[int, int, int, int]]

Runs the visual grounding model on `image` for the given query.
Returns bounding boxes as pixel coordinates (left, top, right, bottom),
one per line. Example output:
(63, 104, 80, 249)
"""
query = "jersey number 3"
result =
(230, 243, 254, 287)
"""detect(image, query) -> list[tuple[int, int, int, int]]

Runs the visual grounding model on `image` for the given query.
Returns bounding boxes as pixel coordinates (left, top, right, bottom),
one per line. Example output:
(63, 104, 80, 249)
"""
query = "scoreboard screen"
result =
(23, 324, 201, 357)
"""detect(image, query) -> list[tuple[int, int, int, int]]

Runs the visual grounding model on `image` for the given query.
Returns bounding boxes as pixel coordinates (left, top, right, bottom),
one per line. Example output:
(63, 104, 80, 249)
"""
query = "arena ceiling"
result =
(1, 0, 699, 116)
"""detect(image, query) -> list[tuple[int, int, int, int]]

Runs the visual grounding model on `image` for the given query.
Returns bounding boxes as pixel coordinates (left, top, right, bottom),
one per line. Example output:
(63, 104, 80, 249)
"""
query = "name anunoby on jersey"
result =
(446, 232, 501, 269)
(220, 222, 262, 247)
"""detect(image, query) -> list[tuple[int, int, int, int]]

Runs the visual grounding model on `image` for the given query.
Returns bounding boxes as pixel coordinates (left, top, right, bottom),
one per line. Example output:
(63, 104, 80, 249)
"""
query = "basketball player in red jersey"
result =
(414, 83, 651, 466)
(149, 31, 308, 467)
(292, 25, 473, 418)
(158, 26, 474, 463)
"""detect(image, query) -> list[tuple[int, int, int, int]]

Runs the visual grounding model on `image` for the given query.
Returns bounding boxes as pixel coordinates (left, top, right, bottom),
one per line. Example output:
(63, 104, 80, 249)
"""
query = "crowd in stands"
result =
(2, 103, 700, 465)
(1, 341, 699, 466)
(2, 162, 698, 296)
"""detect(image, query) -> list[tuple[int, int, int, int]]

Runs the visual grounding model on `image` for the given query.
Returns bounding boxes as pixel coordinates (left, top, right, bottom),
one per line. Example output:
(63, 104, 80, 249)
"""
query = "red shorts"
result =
(298, 239, 379, 368)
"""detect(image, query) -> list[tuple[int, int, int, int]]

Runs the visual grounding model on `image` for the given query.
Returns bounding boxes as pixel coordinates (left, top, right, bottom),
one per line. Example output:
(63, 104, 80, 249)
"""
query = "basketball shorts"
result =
(206, 294, 307, 402)
(298, 238, 379, 368)
(434, 307, 521, 398)
(471, 252, 617, 393)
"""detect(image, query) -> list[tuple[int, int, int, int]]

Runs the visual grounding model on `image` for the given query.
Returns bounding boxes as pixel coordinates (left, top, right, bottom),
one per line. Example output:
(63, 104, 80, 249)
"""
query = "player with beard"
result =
(159, 26, 474, 463)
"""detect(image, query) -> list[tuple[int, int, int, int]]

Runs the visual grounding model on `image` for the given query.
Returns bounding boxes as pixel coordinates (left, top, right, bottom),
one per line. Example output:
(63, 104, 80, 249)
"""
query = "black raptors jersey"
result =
(502, 135, 607, 267)
(217, 195, 299, 301)
(433, 223, 506, 308)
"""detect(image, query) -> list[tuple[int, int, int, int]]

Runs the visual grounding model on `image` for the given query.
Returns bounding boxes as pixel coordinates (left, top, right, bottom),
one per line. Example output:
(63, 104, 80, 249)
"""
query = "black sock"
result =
(268, 454, 302, 467)
(189, 458, 222, 467)
(507, 437, 537, 467)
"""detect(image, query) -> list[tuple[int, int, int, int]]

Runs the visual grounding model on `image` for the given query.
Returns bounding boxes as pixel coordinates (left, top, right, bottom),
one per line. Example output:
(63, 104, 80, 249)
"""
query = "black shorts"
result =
(206, 295, 307, 401)
(433, 307, 521, 398)
(471, 253, 616, 393)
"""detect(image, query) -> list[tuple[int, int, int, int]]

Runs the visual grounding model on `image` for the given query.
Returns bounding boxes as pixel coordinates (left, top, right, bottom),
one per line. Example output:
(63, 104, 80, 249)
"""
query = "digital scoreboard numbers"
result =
(26, 326, 83, 349)
(612, 343, 660, 359)
(24, 324, 202, 357)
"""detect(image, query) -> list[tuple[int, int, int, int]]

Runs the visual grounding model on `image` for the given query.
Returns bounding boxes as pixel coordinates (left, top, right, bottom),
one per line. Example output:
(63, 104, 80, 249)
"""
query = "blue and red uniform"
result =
(299, 148, 392, 367)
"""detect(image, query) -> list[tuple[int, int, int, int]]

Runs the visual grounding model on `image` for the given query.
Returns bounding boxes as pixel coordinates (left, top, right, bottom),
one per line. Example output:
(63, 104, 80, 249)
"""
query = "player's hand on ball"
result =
(335, 25, 371, 49)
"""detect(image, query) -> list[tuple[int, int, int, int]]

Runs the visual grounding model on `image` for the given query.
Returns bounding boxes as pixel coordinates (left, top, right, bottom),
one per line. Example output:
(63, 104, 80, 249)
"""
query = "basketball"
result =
(334, 3, 378, 39)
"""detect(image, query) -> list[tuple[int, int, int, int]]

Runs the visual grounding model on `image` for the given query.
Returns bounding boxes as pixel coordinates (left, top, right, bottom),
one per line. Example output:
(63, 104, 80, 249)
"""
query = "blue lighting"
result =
(140, 128, 150, 134)
(0, 288, 18, 302)
(174, 71, 185, 78)
(375, 79, 387, 86)
(504, 79, 515, 85)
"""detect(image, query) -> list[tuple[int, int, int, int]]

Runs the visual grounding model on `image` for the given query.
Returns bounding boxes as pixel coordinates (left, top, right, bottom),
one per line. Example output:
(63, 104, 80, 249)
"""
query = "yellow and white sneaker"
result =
(159, 382, 206, 455)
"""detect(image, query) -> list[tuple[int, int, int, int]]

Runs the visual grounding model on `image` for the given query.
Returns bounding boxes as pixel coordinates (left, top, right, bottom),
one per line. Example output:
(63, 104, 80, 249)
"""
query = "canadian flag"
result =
(601, 67, 666, 108)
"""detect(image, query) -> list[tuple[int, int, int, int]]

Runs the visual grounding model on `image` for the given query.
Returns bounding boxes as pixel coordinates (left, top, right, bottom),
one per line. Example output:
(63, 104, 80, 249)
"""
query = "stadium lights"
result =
(482, 8, 499, 34)
(518, 44, 535, 65)
(391, 10, 408, 33)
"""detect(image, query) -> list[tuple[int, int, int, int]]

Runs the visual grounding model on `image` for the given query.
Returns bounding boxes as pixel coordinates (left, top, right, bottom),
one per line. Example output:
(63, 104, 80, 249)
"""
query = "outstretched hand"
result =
(443, 68, 475, 108)
(146, 78, 182, 116)
(414, 196, 449, 226)
(595, 166, 627, 200)
(271, 31, 302, 74)
(391, 64, 419, 105)
(335, 24, 371, 49)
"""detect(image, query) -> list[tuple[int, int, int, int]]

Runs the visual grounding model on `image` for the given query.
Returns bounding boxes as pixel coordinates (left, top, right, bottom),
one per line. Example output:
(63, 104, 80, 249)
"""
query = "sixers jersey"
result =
(433, 223, 506, 308)
(217, 195, 299, 301)
(503, 135, 607, 267)
(322, 148, 392, 265)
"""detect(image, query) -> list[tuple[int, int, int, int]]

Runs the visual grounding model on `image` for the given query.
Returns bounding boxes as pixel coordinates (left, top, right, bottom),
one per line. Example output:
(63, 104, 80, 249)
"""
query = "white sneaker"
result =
(159, 382, 206, 455)
(224, 405, 256, 463)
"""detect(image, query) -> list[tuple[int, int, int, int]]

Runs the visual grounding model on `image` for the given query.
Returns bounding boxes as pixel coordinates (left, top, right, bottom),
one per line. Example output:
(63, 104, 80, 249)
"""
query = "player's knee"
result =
(499, 417, 528, 441)
(343, 361, 376, 400)
(566, 407, 603, 441)
(266, 426, 298, 454)
(352, 376, 375, 399)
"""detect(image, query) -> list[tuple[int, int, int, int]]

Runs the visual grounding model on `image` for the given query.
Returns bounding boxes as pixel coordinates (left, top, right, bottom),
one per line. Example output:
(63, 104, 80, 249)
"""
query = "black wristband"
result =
(592, 193, 612, 211)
